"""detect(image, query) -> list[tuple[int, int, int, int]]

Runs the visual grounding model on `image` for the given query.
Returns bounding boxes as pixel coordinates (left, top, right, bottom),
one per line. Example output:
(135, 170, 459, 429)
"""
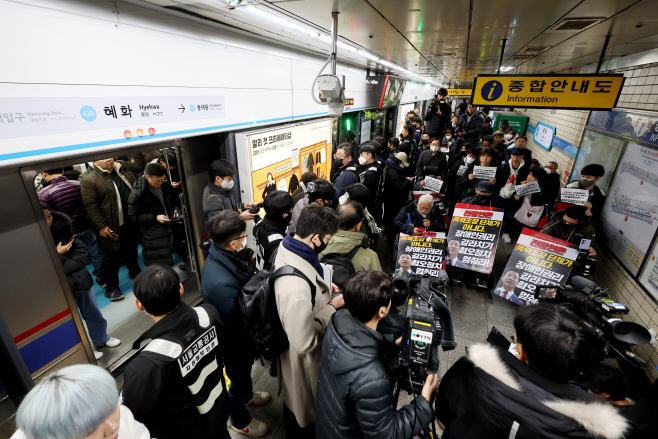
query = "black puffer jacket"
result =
(127, 176, 180, 266)
(315, 309, 434, 439)
(393, 200, 445, 235)
(50, 211, 93, 298)
(458, 110, 485, 146)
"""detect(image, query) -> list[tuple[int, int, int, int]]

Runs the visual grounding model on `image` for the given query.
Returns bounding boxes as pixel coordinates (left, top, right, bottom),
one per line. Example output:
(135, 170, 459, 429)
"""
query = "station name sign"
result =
(471, 74, 624, 110)
(447, 89, 471, 96)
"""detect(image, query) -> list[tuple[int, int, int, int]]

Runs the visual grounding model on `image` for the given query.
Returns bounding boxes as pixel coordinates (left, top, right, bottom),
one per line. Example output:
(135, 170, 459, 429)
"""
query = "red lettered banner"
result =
(494, 228, 578, 306)
(445, 203, 503, 274)
(395, 233, 446, 277)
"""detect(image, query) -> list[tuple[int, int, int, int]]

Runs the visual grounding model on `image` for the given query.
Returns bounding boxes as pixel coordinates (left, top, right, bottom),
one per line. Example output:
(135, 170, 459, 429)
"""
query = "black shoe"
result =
(96, 279, 107, 289)
(474, 275, 488, 289)
(104, 290, 111, 298)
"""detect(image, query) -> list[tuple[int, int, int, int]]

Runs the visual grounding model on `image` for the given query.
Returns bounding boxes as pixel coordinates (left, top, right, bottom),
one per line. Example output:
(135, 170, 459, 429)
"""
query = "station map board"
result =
(599, 142, 658, 276)
(240, 119, 332, 205)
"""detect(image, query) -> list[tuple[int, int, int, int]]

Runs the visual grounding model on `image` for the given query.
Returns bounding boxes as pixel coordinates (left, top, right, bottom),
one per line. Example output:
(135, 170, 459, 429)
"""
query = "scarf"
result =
(282, 234, 323, 276)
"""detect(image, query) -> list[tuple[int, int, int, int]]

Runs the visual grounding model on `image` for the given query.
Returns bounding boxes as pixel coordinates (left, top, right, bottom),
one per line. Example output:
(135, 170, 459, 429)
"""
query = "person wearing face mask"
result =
(384, 152, 414, 243)
(564, 164, 606, 222)
(393, 193, 445, 236)
(494, 148, 530, 244)
(425, 89, 452, 139)
(461, 180, 495, 207)
(457, 102, 485, 147)
(13, 364, 149, 439)
(442, 128, 457, 153)
(200, 210, 271, 437)
(255, 190, 294, 270)
(412, 116, 423, 146)
(461, 146, 499, 200)
(203, 159, 258, 223)
(503, 128, 518, 146)
(290, 178, 336, 234)
(540, 206, 597, 258)
(333, 143, 361, 201)
(416, 139, 448, 186)
(543, 161, 561, 209)
(358, 144, 385, 224)
(419, 132, 432, 152)
(388, 137, 401, 156)
(492, 132, 508, 156)
(273, 204, 344, 438)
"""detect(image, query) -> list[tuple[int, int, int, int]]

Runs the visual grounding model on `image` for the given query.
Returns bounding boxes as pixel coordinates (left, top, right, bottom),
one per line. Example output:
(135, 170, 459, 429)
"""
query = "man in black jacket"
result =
(494, 148, 530, 243)
(255, 190, 293, 270)
(425, 89, 451, 139)
(122, 266, 232, 439)
(458, 102, 485, 147)
(358, 144, 385, 224)
(437, 303, 628, 439)
(416, 139, 448, 186)
(43, 206, 120, 359)
(127, 163, 180, 267)
(564, 164, 606, 223)
(315, 271, 438, 439)
(203, 159, 258, 222)
(393, 194, 445, 235)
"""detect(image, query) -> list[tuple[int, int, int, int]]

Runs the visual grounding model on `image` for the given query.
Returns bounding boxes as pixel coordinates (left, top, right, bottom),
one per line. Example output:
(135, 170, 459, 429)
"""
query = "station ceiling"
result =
(138, 0, 658, 87)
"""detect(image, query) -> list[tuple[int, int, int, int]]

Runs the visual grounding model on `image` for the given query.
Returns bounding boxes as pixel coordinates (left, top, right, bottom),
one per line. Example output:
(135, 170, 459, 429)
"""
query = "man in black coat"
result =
(425, 89, 451, 139)
(457, 102, 485, 147)
(315, 271, 438, 439)
(565, 163, 607, 223)
(127, 162, 180, 267)
(437, 303, 628, 439)
(358, 144, 385, 224)
(255, 190, 293, 270)
(393, 194, 445, 236)
(416, 139, 448, 186)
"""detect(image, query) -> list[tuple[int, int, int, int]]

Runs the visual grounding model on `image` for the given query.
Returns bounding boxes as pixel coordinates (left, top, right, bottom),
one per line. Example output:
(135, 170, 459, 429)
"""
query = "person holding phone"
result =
(127, 163, 181, 267)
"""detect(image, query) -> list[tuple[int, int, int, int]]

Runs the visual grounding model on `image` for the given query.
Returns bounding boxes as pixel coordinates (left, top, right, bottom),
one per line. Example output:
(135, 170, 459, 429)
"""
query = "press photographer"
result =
(436, 302, 629, 439)
(315, 271, 438, 439)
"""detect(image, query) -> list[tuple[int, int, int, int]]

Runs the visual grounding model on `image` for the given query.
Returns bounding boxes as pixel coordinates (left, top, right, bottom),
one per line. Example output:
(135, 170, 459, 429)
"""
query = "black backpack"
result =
(320, 245, 361, 288)
(239, 262, 316, 361)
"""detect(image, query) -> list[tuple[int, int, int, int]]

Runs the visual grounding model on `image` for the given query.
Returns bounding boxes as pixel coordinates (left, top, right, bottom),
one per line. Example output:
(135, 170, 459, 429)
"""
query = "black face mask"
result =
(561, 220, 578, 230)
(421, 138, 429, 145)
(313, 235, 328, 255)
(477, 194, 489, 202)
(335, 158, 345, 167)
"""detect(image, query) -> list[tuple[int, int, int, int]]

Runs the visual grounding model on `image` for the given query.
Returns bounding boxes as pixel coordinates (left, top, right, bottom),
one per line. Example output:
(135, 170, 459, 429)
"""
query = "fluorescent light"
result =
(357, 50, 380, 62)
(500, 66, 514, 72)
(242, 6, 320, 37)
(319, 36, 358, 52)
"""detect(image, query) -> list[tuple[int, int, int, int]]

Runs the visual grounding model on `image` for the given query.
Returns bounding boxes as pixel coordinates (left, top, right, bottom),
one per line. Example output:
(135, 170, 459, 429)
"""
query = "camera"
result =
(534, 276, 651, 366)
(248, 203, 262, 215)
(390, 271, 455, 394)
(575, 247, 597, 276)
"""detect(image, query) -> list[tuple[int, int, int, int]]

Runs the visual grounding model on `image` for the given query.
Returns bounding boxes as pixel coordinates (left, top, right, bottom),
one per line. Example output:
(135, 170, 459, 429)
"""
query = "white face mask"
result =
(505, 134, 513, 140)
(358, 156, 367, 165)
(466, 157, 476, 164)
(221, 179, 234, 190)
(544, 167, 552, 174)
(440, 147, 449, 153)
(445, 135, 452, 140)
(430, 145, 439, 153)
(236, 236, 247, 252)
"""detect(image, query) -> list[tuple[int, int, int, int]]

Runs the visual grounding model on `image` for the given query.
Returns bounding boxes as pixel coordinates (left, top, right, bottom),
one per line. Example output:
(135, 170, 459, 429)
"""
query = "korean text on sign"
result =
(560, 188, 589, 206)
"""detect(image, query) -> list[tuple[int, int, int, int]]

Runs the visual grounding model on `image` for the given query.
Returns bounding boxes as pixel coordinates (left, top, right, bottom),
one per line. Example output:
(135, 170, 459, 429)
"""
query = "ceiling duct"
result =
(550, 18, 604, 32)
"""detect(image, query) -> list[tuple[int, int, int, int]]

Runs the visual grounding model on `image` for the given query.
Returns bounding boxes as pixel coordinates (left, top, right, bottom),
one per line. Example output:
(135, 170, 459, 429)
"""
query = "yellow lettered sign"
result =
(471, 74, 624, 110)
(448, 89, 471, 96)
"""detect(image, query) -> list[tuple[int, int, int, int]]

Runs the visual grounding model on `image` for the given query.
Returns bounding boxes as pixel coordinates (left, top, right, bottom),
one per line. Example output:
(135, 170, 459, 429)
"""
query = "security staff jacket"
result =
(122, 303, 230, 439)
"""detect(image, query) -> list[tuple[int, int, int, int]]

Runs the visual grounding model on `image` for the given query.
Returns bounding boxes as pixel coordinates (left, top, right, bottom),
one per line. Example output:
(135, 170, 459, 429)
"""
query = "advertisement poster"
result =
(494, 228, 578, 306)
(570, 130, 625, 192)
(599, 142, 658, 275)
(380, 76, 407, 109)
(588, 109, 658, 148)
(246, 119, 332, 204)
(445, 203, 503, 274)
(394, 233, 446, 277)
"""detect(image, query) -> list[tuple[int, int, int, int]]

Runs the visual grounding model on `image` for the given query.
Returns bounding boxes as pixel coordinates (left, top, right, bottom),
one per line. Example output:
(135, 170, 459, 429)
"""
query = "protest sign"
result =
(514, 180, 541, 196)
(395, 233, 446, 277)
(560, 188, 589, 205)
(493, 228, 578, 306)
(457, 165, 468, 176)
(424, 176, 443, 193)
(445, 203, 503, 274)
(473, 166, 496, 179)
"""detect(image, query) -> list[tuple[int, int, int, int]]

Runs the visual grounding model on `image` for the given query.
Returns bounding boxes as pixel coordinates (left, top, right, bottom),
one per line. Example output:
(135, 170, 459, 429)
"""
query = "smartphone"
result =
(69, 234, 78, 242)
(111, 231, 119, 237)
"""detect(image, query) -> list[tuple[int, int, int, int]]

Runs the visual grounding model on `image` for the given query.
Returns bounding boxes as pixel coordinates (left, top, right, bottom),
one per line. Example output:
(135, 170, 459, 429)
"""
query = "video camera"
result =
(534, 276, 651, 366)
(390, 270, 456, 395)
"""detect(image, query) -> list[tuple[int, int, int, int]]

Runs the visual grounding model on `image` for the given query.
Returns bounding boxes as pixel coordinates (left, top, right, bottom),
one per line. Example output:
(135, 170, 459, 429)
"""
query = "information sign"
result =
(471, 74, 624, 110)
(533, 122, 555, 151)
(447, 89, 471, 96)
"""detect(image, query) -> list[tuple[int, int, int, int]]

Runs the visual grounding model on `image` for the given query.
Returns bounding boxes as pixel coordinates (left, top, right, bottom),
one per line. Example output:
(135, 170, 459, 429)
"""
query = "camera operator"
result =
(315, 271, 438, 439)
(540, 206, 597, 258)
(425, 89, 451, 139)
(436, 303, 629, 439)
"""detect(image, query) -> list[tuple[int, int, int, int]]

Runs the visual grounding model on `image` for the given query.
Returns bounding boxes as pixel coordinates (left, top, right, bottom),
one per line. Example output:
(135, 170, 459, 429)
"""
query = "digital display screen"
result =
(379, 76, 406, 109)
(535, 287, 559, 300)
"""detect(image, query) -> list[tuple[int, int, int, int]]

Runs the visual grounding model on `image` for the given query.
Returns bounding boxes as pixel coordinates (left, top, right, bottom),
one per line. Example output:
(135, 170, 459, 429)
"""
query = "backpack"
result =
(319, 245, 361, 288)
(239, 263, 316, 361)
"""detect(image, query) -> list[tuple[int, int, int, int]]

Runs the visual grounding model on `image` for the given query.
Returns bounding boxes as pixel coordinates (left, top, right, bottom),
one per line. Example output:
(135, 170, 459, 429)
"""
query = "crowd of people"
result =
(19, 92, 657, 439)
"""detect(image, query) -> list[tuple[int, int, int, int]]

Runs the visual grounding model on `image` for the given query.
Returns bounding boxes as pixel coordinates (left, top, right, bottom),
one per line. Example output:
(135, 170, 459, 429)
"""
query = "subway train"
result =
(3, 0, 658, 436)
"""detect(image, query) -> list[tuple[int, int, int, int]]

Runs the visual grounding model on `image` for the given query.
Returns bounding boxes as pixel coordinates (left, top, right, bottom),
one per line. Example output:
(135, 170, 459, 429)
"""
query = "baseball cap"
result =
(477, 180, 494, 193)
(510, 147, 524, 156)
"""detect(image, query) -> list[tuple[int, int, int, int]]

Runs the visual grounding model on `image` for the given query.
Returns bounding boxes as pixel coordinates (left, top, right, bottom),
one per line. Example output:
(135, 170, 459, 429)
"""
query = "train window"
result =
(32, 147, 200, 368)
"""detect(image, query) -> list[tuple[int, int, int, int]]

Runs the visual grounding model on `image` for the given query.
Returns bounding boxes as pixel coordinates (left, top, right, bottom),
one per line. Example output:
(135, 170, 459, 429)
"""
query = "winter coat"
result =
(200, 244, 257, 321)
(80, 160, 144, 251)
(425, 100, 450, 136)
(415, 149, 448, 180)
(494, 160, 530, 199)
(504, 146, 533, 164)
(566, 181, 606, 222)
(458, 110, 485, 146)
(127, 176, 180, 267)
(393, 200, 445, 235)
(38, 176, 89, 233)
(458, 161, 486, 200)
(334, 163, 361, 200)
(460, 194, 495, 208)
(437, 343, 628, 439)
(540, 209, 597, 251)
(315, 309, 434, 439)
(544, 173, 562, 208)
(255, 216, 289, 270)
(289, 196, 309, 234)
(202, 183, 236, 223)
(319, 230, 382, 272)
(50, 211, 93, 298)
(272, 244, 336, 428)
(383, 160, 412, 227)
(10, 406, 150, 439)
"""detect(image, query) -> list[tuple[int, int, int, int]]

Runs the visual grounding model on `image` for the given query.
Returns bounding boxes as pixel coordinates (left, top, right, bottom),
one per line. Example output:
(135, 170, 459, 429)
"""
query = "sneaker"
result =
(96, 279, 107, 289)
(502, 233, 512, 244)
(246, 391, 271, 406)
(94, 351, 104, 360)
(104, 290, 111, 298)
(108, 290, 125, 301)
(98, 337, 121, 348)
(231, 419, 268, 438)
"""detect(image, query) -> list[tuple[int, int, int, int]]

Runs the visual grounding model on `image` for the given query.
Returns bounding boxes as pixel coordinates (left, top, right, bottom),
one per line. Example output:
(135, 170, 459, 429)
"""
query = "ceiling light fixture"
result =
(319, 35, 358, 52)
(241, 6, 320, 37)
(500, 66, 514, 72)
(356, 49, 380, 62)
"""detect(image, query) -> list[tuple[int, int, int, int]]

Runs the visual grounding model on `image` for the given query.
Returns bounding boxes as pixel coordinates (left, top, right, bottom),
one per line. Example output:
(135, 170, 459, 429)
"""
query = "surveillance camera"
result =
(369, 35, 374, 38)
(316, 75, 343, 100)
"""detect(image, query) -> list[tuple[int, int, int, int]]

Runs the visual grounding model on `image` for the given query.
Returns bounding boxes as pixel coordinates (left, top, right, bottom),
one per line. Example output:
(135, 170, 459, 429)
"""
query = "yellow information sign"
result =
(471, 74, 624, 110)
(448, 89, 471, 96)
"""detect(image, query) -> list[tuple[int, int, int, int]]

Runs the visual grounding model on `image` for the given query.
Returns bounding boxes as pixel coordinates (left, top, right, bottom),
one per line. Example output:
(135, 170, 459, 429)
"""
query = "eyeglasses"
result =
(148, 177, 167, 185)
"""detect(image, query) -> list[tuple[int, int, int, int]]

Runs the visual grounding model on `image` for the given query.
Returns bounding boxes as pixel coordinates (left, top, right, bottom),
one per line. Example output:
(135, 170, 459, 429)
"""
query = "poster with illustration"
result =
(242, 119, 333, 205)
